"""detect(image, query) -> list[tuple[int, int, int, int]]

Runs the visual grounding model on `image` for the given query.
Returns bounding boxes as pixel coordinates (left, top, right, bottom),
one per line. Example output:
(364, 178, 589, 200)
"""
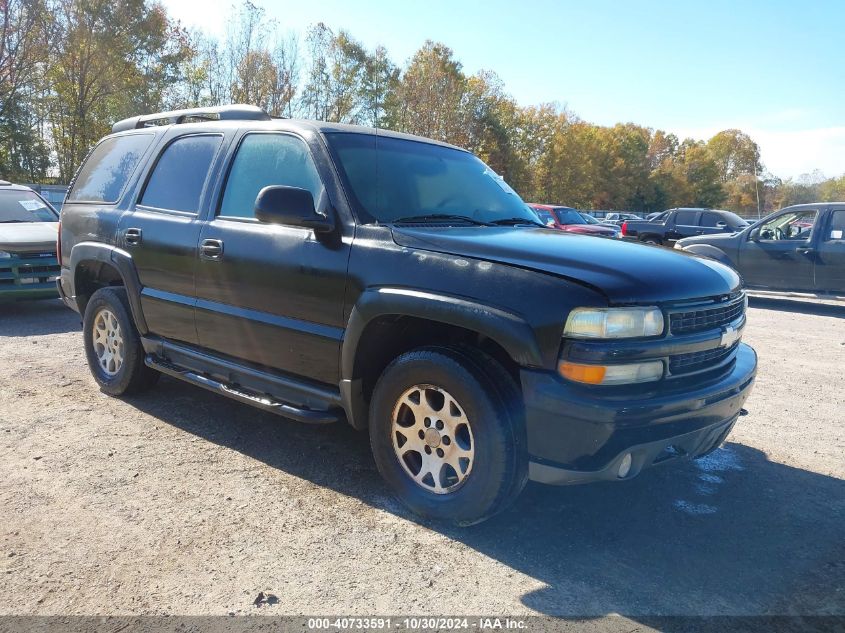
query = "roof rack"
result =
(111, 104, 272, 134)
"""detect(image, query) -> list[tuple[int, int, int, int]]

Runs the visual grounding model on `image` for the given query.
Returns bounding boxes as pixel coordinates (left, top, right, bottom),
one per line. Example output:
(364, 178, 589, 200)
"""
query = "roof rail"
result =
(111, 104, 271, 134)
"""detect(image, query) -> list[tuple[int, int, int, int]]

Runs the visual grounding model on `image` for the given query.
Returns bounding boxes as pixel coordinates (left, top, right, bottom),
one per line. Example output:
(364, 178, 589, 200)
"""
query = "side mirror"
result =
(254, 186, 334, 233)
(716, 221, 727, 230)
(749, 227, 760, 241)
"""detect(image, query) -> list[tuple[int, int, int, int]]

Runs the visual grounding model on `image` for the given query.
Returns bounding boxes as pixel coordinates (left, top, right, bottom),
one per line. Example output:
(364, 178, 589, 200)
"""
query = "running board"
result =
(145, 356, 339, 425)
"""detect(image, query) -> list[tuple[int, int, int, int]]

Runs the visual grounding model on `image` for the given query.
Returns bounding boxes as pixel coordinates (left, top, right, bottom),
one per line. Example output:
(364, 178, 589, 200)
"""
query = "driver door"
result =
(738, 208, 818, 290)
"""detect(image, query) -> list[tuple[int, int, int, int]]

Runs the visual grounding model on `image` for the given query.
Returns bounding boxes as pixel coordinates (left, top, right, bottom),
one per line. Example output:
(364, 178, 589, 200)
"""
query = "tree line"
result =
(2, 0, 843, 215)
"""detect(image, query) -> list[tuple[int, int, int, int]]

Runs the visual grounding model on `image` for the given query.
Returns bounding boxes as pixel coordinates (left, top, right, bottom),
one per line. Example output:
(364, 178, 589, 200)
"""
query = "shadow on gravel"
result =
(749, 296, 845, 319)
(0, 299, 80, 336)
(126, 377, 845, 619)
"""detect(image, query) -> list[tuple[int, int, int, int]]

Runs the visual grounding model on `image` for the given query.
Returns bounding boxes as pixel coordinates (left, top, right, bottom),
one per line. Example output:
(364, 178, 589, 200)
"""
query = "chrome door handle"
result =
(124, 228, 142, 246)
(200, 239, 224, 260)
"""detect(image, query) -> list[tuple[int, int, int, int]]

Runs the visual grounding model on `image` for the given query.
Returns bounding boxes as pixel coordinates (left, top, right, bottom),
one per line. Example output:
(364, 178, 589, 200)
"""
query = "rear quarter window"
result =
(68, 133, 154, 203)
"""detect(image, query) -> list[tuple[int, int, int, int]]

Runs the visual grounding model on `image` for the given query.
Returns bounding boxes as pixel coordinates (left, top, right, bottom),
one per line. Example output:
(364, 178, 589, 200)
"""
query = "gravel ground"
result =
(0, 297, 843, 623)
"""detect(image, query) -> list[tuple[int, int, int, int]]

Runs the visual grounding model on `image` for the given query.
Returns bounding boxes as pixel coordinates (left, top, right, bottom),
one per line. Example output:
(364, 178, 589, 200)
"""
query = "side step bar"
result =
(146, 355, 339, 425)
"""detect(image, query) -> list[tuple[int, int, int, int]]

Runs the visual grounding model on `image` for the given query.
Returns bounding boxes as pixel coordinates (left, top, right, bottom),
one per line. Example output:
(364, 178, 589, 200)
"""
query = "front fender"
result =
(681, 243, 736, 268)
(341, 286, 544, 380)
(338, 286, 544, 430)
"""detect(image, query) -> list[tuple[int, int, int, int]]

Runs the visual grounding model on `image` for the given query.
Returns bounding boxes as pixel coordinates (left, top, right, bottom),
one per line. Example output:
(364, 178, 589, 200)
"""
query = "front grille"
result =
(669, 342, 739, 375)
(17, 251, 56, 260)
(669, 295, 745, 335)
(0, 251, 60, 287)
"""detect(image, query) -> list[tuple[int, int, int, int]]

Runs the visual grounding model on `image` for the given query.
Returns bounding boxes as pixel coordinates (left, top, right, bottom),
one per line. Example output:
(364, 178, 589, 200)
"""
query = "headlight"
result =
(0, 251, 11, 259)
(674, 242, 684, 250)
(564, 307, 664, 339)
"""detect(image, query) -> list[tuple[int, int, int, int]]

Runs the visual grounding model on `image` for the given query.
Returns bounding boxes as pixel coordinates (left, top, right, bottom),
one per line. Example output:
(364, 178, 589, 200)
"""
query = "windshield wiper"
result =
(0, 220, 29, 224)
(392, 214, 493, 226)
(488, 217, 545, 227)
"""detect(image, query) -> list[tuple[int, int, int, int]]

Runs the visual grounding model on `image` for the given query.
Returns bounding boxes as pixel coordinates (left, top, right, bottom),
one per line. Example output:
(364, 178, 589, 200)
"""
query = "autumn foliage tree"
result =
(1, 0, 842, 212)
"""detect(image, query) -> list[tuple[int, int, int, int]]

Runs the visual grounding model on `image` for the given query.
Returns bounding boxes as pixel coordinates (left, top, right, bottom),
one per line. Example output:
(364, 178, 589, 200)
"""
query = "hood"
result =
(561, 224, 618, 236)
(0, 222, 59, 253)
(391, 226, 741, 304)
(677, 230, 744, 247)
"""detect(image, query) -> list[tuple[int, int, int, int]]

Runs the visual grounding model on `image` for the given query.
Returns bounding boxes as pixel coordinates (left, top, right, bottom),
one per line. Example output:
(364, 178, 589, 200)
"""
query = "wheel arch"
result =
(340, 287, 542, 430)
(70, 242, 147, 333)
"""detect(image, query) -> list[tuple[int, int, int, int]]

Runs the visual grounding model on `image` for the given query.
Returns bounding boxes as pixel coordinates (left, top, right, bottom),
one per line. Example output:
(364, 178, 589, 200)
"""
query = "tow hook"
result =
(739, 408, 749, 417)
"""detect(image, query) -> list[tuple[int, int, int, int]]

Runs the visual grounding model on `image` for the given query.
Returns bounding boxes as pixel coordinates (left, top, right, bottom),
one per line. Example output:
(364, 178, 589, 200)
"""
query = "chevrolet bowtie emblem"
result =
(719, 325, 741, 348)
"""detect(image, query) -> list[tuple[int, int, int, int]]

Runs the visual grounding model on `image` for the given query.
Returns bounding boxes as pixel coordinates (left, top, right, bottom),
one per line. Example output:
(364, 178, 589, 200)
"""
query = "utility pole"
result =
(753, 152, 761, 220)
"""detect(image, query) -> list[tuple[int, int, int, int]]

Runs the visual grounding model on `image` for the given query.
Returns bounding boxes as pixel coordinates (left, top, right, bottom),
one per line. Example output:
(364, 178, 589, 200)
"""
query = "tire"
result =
(641, 235, 663, 245)
(82, 287, 159, 396)
(369, 346, 528, 526)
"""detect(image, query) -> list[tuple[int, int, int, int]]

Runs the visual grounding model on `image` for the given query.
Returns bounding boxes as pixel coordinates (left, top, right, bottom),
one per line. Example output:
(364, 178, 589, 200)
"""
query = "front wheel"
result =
(369, 347, 527, 525)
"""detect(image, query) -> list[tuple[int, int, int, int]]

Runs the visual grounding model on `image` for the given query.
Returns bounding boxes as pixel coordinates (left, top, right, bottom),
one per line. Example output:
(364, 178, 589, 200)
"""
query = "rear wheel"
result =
(641, 235, 663, 245)
(83, 287, 159, 396)
(369, 347, 527, 525)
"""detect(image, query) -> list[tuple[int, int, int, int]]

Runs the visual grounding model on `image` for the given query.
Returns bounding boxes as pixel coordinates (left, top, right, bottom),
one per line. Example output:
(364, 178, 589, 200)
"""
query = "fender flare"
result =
(339, 287, 543, 430)
(69, 242, 148, 334)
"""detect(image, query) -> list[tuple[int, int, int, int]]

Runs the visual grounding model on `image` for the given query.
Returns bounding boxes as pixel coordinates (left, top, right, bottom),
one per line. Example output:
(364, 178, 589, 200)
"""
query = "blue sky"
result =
(161, 0, 845, 179)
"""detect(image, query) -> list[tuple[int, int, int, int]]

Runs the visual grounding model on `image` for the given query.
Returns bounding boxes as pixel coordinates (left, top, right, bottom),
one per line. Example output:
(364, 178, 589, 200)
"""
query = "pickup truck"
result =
(676, 203, 845, 294)
(57, 105, 757, 525)
(621, 207, 750, 245)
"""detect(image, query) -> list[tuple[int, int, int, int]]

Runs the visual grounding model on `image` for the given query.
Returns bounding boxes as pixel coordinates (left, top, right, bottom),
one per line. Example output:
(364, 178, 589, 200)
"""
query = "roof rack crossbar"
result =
(112, 104, 271, 134)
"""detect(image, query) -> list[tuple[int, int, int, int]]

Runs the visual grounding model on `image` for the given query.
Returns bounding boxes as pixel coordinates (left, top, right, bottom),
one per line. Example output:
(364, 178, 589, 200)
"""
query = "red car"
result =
(529, 204, 619, 237)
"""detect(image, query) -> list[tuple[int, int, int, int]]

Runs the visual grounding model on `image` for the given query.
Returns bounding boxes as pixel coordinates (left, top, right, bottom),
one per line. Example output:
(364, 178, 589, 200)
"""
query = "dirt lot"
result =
(0, 297, 843, 622)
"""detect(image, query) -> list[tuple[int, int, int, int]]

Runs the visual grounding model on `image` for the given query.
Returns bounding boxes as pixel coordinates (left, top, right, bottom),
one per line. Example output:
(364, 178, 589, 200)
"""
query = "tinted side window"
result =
(68, 134, 154, 203)
(219, 134, 323, 219)
(675, 211, 697, 225)
(140, 135, 222, 213)
(700, 212, 723, 227)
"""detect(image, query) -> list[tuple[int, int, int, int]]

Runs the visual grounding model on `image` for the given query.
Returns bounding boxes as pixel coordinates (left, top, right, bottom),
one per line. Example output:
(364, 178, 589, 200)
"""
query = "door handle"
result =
(200, 239, 224, 260)
(124, 228, 142, 246)
(795, 247, 815, 255)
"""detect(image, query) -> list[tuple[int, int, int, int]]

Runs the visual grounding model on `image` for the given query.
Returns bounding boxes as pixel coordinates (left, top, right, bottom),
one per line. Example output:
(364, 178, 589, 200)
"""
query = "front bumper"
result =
(522, 342, 757, 484)
(0, 283, 59, 302)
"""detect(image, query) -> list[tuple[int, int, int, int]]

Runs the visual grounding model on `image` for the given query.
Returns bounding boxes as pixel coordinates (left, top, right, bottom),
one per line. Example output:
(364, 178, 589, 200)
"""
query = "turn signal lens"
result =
(559, 362, 606, 384)
(559, 360, 663, 385)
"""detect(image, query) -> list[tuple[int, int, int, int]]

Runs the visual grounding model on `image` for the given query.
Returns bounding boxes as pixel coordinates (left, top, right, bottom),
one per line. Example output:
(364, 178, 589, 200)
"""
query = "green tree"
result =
(388, 41, 468, 144)
(46, 0, 190, 181)
(706, 129, 762, 183)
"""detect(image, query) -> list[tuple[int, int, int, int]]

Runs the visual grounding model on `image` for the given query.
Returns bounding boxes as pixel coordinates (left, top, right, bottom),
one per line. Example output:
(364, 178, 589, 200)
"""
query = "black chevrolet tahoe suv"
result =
(58, 105, 757, 525)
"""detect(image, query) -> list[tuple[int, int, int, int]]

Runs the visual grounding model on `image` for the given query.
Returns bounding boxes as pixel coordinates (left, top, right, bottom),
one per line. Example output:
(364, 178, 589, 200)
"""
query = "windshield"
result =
(555, 208, 586, 225)
(327, 133, 537, 225)
(0, 190, 58, 223)
(580, 213, 600, 224)
(722, 211, 749, 228)
(533, 209, 556, 226)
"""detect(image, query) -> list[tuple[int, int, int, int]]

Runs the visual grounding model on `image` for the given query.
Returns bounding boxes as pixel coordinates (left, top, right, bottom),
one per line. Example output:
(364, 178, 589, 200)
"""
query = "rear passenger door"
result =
(120, 133, 225, 345)
(193, 131, 351, 385)
(815, 208, 845, 293)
